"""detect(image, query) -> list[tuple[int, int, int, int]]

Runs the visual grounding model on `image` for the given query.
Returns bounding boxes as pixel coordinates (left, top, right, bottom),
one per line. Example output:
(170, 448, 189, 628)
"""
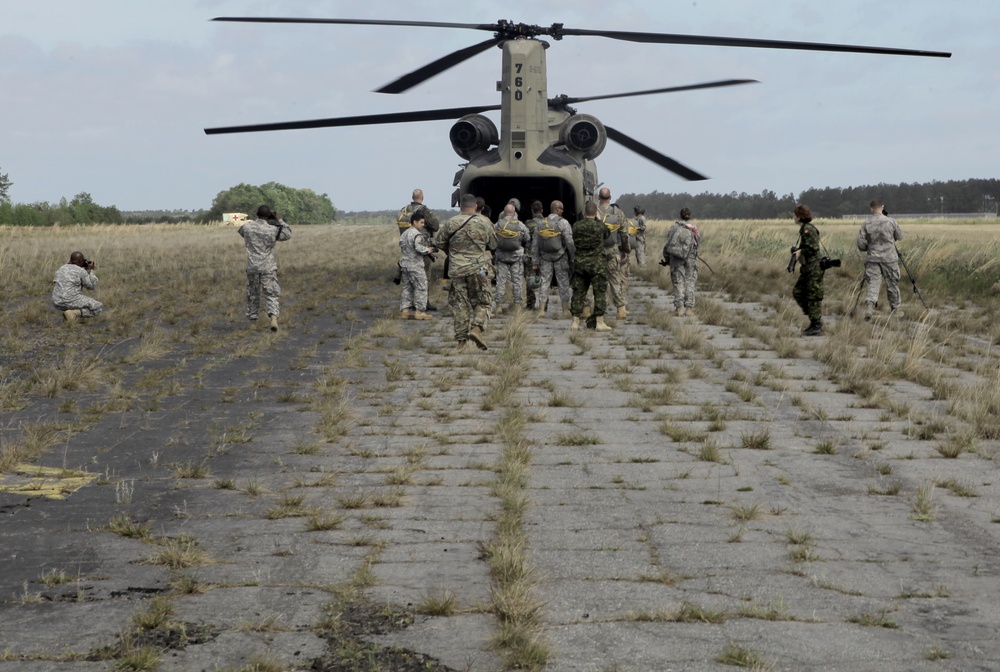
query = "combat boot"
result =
(864, 301, 875, 321)
(595, 316, 613, 332)
(562, 306, 572, 319)
(581, 305, 592, 319)
(399, 309, 414, 320)
(63, 309, 82, 321)
(674, 306, 683, 317)
(617, 306, 628, 320)
(469, 326, 489, 351)
(425, 302, 438, 312)
(269, 314, 278, 332)
(570, 316, 581, 331)
(454, 340, 472, 354)
(682, 307, 690, 317)
(412, 311, 433, 321)
(803, 319, 823, 336)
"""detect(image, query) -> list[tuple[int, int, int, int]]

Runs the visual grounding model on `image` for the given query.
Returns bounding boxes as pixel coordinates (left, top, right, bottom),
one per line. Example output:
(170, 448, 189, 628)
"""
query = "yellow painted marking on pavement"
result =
(0, 464, 98, 499)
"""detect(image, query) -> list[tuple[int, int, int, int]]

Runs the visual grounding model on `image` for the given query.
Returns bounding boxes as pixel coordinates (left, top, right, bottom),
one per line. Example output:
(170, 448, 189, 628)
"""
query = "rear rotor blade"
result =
(557, 79, 758, 106)
(377, 37, 503, 94)
(605, 126, 708, 181)
(204, 104, 500, 135)
(558, 27, 951, 58)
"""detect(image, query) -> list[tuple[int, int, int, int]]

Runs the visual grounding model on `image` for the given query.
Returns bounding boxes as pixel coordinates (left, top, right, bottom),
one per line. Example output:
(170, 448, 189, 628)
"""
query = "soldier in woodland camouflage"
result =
(791, 204, 824, 336)
(662, 207, 700, 316)
(52, 251, 102, 321)
(857, 199, 904, 320)
(531, 200, 575, 318)
(434, 194, 497, 351)
(570, 202, 613, 331)
(493, 203, 532, 314)
(238, 205, 291, 332)
(597, 188, 631, 320)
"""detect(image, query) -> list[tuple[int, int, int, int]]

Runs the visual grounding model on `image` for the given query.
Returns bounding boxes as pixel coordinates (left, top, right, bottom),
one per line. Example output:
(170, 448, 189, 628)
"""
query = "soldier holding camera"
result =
(857, 199, 904, 320)
(238, 205, 291, 331)
(52, 251, 103, 321)
(790, 204, 825, 336)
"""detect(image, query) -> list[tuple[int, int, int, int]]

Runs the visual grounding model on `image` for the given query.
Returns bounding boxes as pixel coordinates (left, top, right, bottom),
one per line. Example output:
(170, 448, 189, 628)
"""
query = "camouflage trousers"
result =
(864, 261, 901, 309)
(246, 271, 280, 320)
(538, 255, 572, 312)
(606, 251, 629, 310)
(54, 297, 103, 318)
(634, 237, 647, 268)
(571, 258, 608, 318)
(792, 267, 824, 322)
(400, 268, 428, 312)
(494, 258, 524, 308)
(524, 255, 537, 310)
(669, 255, 699, 308)
(448, 268, 494, 342)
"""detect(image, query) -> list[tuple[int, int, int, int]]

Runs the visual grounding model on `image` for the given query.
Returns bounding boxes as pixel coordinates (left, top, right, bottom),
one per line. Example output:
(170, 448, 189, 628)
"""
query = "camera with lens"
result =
(819, 256, 841, 271)
(786, 246, 799, 273)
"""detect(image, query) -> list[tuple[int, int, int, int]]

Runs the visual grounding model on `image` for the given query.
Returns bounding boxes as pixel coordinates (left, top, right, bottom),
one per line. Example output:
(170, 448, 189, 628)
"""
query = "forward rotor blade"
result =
(211, 17, 497, 31)
(558, 27, 951, 58)
(558, 79, 758, 105)
(204, 105, 500, 135)
(377, 37, 503, 94)
(604, 126, 707, 181)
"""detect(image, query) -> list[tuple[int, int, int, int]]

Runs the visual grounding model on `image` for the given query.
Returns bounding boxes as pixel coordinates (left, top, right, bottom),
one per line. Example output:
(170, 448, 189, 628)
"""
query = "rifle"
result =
(896, 248, 928, 310)
(697, 256, 716, 274)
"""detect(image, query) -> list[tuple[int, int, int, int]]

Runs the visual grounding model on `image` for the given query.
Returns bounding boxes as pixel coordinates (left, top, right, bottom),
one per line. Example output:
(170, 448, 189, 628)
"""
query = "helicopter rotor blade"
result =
(557, 27, 951, 59)
(604, 126, 708, 181)
(556, 79, 758, 106)
(204, 104, 501, 135)
(211, 17, 498, 31)
(376, 37, 504, 94)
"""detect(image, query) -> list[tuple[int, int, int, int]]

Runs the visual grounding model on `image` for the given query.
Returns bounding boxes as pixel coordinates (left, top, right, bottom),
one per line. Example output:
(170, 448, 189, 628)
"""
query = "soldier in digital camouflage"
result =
(531, 199, 575, 318)
(52, 251, 102, 321)
(857, 199, 904, 320)
(238, 204, 291, 332)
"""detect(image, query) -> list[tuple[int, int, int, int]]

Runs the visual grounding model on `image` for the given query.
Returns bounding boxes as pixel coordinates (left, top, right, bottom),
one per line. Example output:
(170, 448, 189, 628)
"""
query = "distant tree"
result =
(0, 167, 11, 204)
(207, 182, 336, 225)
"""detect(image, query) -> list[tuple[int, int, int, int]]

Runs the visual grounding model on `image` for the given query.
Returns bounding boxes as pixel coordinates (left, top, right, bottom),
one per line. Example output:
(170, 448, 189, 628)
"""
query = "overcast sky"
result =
(2, 0, 995, 212)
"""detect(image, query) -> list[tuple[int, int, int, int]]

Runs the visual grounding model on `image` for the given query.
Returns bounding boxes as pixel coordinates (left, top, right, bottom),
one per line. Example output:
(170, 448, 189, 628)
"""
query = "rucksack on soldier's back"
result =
(665, 224, 694, 259)
(496, 219, 523, 253)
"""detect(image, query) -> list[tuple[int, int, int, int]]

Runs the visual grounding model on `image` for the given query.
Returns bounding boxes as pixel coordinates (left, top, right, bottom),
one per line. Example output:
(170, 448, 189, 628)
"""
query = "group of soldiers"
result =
(395, 187, 653, 351)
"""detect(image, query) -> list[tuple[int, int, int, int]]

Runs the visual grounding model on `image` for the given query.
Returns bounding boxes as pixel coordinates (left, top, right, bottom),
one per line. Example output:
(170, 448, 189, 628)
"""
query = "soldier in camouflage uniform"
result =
(597, 188, 631, 320)
(434, 193, 497, 351)
(395, 188, 440, 309)
(633, 206, 648, 267)
(523, 200, 544, 310)
(238, 205, 292, 332)
(662, 207, 700, 316)
(570, 202, 613, 331)
(791, 204, 824, 336)
(531, 200, 575, 318)
(857, 199, 904, 320)
(493, 204, 532, 314)
(398, 211, 437, 321)
(52, 251, 102, 321)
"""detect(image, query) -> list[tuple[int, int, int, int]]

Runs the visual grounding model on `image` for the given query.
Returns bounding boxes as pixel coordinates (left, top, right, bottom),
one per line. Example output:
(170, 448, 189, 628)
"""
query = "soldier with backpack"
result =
(493, 203, 532, 314)
(662, 207, 700, 316)
(531, 200, 575, 318)
(394, 188, 440, 310)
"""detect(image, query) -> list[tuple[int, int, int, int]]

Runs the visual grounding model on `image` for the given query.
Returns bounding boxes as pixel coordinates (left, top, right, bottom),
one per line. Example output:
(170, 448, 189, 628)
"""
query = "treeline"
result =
(0, 193, 124, 226)
(621, 178, 1000, 220)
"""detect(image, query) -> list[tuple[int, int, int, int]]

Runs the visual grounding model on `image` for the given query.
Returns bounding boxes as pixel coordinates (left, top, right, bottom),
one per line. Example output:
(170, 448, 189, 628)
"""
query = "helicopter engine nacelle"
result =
(558, 114, 607, 160)
(450, 114, 499, 160)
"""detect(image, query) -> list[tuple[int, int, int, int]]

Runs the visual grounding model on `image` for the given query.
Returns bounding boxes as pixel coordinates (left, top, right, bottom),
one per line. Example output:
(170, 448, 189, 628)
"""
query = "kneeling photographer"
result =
(788, 204, 838, 336)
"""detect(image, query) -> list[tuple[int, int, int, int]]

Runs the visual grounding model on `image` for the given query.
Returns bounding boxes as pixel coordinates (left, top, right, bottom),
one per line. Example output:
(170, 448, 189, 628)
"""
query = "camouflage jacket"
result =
(494, 216, 532, 263)
(531, 214, 575, 263)
(398, 201, 439, 238)
(798, 222, 822, 274)
(52, 264, 97, 305)
(597, 201, 630, 253)
(238, 218, 291, 273)
(635, 214, 647, 242)
(399, 226, 434, 272)
(572, 216, 611, 271)
(857, 214, 902, 263)
(434, 212, 496, 278)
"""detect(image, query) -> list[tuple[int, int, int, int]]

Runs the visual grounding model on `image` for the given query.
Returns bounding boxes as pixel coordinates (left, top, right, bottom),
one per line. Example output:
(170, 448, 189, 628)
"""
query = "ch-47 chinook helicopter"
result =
(205, 17, 949, 221)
